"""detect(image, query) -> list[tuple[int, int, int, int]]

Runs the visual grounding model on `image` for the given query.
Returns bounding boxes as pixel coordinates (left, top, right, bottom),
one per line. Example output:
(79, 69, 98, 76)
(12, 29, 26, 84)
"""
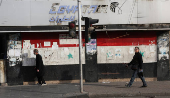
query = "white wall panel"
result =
(97, 45, 157, 64)
(0, 0, 170, 26)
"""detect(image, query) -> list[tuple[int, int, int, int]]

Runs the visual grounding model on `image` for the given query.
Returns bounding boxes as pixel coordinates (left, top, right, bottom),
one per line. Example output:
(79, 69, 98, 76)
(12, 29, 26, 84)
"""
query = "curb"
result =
(64, 92, 89, 98)
(88, 93, 170, 98)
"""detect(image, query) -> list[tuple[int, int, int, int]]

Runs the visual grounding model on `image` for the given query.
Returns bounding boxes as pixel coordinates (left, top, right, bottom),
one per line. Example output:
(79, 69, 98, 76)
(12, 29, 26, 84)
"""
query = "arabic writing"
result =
(49, 16, 75, 23)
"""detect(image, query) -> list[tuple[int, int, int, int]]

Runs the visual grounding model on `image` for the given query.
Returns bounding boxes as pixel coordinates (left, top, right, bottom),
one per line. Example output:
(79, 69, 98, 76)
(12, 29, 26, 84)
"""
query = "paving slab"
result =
(0, 81, 170, 98)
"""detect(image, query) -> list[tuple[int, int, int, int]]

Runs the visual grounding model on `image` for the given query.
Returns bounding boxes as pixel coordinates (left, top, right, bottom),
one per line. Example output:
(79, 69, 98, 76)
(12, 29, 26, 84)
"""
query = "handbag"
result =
(138, 69, 143, 77)
(137, 72, 143, 77)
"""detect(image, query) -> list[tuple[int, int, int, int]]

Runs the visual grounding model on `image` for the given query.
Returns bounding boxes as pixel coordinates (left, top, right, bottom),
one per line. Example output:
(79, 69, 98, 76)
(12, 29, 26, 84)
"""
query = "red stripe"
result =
(97, 31, 157, 46)
(21, 32, 85, 48)
(21, 31, 157, 48)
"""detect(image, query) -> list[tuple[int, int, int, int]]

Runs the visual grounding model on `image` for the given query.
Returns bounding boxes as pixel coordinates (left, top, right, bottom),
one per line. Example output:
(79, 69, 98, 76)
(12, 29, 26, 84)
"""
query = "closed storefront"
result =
(0, 0, 170, 85)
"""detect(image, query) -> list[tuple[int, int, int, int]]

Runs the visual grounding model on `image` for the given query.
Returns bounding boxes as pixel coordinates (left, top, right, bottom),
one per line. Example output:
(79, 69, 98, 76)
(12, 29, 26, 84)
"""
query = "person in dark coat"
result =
(125, 47, 147, 87)
(34, 49, 46, 85)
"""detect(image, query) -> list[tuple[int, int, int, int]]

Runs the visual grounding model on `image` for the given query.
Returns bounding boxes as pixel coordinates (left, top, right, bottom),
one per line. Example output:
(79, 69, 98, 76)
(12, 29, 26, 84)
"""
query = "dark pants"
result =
(37, 72, 45, 84)
(128, 70, 147, 86)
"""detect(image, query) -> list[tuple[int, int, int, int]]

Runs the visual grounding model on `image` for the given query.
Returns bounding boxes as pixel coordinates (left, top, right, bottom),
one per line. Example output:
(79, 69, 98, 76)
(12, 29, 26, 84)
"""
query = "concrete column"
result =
(169, 31, 170, 77)
(0, 60, 6, 84)
(157, 31, 170, 81)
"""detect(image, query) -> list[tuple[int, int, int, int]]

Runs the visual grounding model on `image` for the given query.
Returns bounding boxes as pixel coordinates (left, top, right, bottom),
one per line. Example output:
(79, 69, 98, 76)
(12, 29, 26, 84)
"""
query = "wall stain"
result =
(0, 0, 2, 6)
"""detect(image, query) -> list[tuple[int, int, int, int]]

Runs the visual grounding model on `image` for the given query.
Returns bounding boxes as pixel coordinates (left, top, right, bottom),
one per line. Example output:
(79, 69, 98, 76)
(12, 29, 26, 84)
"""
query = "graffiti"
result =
(68, 53, 73, 59)
(129, 47, 134, 54)
(107, 52, 113, 58)
(98, 45, 157, 63)
(110, 2, 120, 13)
(115, 54, 121, 56)
(115, 49, 122, 58)
(140, 51, 144, 57)
(110, 0, 127, 14)
(149, 40, 156, 45)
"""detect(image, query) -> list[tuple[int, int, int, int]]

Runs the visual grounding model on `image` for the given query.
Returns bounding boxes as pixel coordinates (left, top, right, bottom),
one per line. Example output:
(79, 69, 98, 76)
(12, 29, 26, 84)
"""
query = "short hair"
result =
(135, 47, 139, 50)
(34, 49, 38, 53)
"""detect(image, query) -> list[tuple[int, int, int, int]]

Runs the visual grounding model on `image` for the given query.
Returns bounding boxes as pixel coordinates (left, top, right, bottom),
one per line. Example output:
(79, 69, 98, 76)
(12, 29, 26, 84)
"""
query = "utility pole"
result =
(78, 0, 83, 93)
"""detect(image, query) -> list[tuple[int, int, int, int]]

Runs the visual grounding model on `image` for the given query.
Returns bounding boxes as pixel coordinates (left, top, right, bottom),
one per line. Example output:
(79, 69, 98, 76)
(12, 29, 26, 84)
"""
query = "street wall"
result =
(15, 31, 158, 83)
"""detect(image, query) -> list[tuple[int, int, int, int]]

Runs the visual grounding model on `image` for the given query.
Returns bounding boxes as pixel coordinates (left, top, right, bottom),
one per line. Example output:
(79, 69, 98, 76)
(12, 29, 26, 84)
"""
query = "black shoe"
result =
(141, 85, 147, 87)
(125, 83, 131, 88)
(37, 83, 42, 86)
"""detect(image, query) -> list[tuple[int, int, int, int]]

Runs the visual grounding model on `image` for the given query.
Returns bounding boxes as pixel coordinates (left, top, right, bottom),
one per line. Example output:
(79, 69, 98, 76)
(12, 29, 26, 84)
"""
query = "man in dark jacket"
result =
(126, 47, 147, 87)
(34, 49, 46, 85)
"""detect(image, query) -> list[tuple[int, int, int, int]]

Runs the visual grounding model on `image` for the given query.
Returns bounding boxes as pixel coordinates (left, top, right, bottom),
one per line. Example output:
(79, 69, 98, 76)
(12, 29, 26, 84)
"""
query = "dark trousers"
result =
(128, 70, 147, 86)
(37, 72, 45, 84)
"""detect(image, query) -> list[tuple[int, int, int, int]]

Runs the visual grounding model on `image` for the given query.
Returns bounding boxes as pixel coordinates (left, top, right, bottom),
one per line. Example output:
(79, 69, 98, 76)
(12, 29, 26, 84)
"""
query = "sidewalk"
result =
(0, 81, 170, 98)
(84, 81, 170, 98)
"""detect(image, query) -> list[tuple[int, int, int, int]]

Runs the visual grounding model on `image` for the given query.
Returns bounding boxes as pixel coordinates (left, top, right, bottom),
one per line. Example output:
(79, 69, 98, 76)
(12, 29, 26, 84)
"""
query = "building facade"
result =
(0, 0, 170, 85)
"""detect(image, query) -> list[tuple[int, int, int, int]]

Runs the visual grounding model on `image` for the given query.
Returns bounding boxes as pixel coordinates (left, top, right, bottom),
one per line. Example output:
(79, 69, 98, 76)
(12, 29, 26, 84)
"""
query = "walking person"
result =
(34, 49, 47, 86)
(125, 47, 147, 87)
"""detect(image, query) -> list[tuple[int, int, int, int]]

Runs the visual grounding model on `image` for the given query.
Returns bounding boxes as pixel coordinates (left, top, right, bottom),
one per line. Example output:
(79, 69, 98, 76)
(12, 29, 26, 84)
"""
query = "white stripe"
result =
(97, 45, 157, 63)
(22, 45, 157, 66)
(22, 47, 85, 66)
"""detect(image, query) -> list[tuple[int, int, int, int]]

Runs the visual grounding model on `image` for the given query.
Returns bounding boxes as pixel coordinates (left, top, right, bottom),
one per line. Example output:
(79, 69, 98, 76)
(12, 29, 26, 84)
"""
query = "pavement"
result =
(0, 81, 170, 98)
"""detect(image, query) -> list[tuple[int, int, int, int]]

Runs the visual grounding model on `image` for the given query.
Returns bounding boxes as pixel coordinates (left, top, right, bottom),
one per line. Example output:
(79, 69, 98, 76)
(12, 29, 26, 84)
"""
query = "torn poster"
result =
(23, 40, 31, 49)
(53, 42, 57, 45)
(86, 39, 97, 55)
(15, 49, 21, 57)
(37, 43, 39, 48)
(159, 54, 169, 60)
(31, 44, 35, 49)
(129, 47, 134, 54)
(52, 45, 58, 50)
(44, 41, 51, 46)
(10, 58, 16, 62)
(9, 50, 15, 56)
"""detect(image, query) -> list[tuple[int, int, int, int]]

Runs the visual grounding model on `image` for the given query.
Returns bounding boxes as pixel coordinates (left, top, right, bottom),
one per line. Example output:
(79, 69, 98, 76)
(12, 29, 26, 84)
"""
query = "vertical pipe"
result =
(78, 0, 83, 93)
